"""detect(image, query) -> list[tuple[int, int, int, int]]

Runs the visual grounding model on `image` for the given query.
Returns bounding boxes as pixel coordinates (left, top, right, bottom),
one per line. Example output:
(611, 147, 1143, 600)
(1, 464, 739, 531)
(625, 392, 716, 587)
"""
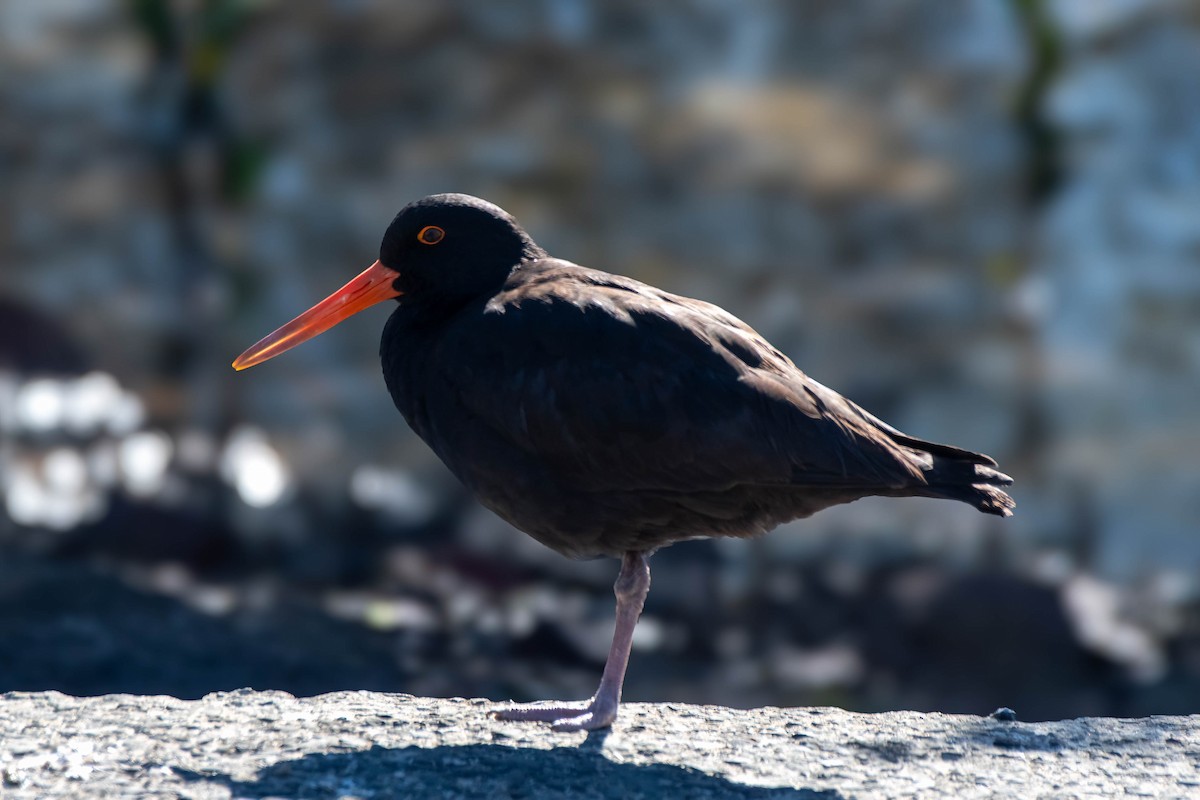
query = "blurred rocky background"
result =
(2, 0, 1199, 722)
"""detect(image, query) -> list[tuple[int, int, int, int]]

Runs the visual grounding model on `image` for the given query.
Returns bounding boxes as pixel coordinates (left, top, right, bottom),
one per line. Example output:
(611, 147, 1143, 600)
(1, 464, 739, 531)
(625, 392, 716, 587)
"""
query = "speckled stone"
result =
(1, 690, 1196, 799)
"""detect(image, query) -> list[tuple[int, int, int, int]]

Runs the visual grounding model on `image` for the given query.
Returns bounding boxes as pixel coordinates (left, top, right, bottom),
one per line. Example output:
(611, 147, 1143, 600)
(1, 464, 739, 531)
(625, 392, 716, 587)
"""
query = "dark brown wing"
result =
(429, 261, 930, 495)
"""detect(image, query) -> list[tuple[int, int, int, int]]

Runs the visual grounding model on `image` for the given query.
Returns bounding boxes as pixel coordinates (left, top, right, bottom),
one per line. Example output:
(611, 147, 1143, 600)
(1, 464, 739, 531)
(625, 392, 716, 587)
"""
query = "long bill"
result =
(232, 260, 402, 371)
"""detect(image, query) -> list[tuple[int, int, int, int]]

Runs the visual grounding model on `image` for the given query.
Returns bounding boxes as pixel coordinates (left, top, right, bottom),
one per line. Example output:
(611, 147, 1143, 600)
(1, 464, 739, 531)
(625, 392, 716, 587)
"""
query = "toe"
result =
(549, 714, 604, 734)
(550, 707, 616, 732)
(492, 703, 588, 723)
(549, 713, 595, 732)
(491, 699, 617, 731)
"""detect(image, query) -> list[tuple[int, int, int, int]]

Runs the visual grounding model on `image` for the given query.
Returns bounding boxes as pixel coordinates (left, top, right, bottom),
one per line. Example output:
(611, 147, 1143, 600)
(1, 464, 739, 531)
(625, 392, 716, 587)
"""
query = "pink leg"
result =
(493, 550, 651, 731)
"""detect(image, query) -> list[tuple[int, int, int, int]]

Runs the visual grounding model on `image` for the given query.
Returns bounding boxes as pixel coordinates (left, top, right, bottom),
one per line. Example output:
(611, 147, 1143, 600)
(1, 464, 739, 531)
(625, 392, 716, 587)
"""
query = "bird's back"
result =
(382, 260, 1012, 558)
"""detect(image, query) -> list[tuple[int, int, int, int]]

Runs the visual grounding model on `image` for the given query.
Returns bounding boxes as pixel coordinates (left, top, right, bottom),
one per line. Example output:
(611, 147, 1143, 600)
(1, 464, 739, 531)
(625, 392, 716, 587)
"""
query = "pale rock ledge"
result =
(1, 690, 1196, 798)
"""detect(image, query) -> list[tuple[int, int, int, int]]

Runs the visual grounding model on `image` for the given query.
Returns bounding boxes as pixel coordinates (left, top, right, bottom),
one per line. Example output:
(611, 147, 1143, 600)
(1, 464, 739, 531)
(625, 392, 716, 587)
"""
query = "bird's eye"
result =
(417, 225, 445, 245)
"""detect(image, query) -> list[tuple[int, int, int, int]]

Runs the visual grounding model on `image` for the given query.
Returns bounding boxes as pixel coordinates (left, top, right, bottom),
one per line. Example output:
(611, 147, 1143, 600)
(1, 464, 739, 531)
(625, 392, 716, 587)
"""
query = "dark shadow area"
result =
(174, 744, 843, 800)
(0, 554, 418, 698)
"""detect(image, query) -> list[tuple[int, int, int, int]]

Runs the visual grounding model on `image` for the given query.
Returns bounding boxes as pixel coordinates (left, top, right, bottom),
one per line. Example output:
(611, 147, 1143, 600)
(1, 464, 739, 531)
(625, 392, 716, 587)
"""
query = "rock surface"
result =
(1, 690, 1196, 799)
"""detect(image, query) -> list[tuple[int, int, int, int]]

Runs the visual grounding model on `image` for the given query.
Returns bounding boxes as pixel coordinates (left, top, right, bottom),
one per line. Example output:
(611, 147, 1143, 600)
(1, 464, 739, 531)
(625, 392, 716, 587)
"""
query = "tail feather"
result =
(827, 392, 1015, 517)
(922, 456, 1015, 517)
(888, 433, 1015, 517)
(889, 432, 997, 467)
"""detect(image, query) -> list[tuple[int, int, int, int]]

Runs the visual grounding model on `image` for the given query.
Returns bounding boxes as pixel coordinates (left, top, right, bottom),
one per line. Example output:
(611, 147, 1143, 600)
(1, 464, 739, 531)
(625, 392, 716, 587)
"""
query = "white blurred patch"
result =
(349, 465, 434, 524)
(15, 378, 65, 432)
(0, 372, 174, 530)
(220, 426, 290, 508)
(325, 592, 439, 631)
(119, 430, 173, 498)
(87, 441, 120, 488)
(1011, 274, 1053, 326)
(176, 429, 218, 472)
(5, 372, 144, 437)
(61, 372, 122, 436)
(106, 390, 145, 436)
(5, 463, 46, 526)
(44, 447, 87, 493)
(771, 643, 865, 690)
(4, 451, 103, 530)
(1062, 574, 1165, 683)
(187, 585, 237, 616)
(631, 615, 664, 651)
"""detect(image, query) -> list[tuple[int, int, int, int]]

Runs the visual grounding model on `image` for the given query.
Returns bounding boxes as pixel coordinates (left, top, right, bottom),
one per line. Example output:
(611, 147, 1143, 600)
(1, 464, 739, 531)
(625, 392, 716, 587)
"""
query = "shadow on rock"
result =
(936, 715, 1171, 756)
(175, 743, 843, 799)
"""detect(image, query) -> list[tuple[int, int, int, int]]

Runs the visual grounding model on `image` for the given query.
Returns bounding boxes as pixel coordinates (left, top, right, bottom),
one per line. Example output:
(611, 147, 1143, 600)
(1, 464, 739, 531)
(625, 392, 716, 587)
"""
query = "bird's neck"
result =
(392, 248, 545, 328)
(379, 304, 441, 434)
(387, 292, 476, 331)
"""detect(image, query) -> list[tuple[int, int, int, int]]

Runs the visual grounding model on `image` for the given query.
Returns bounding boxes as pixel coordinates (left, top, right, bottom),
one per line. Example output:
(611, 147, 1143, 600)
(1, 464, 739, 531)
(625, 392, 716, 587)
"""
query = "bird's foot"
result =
(493, 553, 647, 733)
(491, 696, 617, 732)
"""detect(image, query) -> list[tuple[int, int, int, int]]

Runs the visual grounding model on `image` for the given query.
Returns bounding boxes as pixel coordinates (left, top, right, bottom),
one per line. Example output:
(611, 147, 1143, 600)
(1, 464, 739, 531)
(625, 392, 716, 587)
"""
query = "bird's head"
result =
(232, 193, 542, 370)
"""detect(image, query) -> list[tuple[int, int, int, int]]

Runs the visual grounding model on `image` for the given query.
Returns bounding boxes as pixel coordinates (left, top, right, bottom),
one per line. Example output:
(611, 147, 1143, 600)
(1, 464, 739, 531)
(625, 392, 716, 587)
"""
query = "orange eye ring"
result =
(417, 225, 445, 245)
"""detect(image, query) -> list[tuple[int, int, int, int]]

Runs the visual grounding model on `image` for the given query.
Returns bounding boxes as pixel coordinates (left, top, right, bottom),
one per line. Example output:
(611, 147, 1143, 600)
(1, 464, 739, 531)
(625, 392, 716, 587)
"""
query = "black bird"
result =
(234, 193, 1014, 731)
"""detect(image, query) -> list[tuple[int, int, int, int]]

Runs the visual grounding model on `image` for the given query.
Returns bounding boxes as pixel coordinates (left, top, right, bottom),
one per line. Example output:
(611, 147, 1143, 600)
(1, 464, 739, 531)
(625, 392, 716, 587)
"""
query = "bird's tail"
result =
(889, 432, 1016, 517)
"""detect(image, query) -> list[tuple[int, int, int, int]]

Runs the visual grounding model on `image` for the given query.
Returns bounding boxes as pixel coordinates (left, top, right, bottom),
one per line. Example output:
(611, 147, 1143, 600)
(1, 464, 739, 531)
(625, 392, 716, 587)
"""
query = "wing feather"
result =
(431, 262, 923, 495)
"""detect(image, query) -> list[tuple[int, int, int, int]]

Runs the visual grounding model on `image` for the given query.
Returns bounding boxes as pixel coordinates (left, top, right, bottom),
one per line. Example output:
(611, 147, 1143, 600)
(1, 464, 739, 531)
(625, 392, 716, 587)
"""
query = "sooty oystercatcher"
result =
(234, 193, 1014, 731)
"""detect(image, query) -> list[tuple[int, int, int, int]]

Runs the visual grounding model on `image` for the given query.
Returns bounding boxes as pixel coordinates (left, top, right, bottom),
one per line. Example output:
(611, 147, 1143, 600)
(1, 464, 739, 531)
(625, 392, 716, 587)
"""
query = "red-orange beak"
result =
(232, 260, 402, 371)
